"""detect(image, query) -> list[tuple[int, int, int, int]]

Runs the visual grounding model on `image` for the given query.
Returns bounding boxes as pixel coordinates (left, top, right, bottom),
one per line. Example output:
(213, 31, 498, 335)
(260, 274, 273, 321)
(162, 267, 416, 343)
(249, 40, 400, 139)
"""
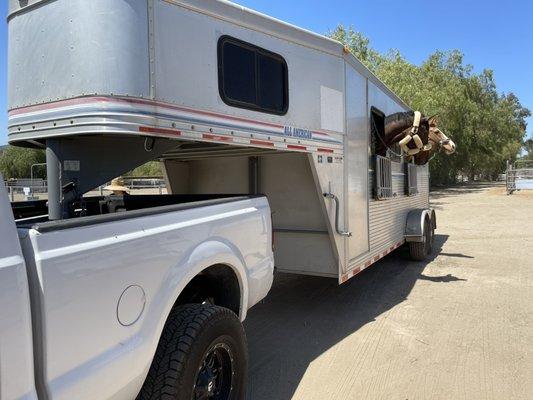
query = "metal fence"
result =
(505, 160, 533, 195)
(4, 177, 167, 202)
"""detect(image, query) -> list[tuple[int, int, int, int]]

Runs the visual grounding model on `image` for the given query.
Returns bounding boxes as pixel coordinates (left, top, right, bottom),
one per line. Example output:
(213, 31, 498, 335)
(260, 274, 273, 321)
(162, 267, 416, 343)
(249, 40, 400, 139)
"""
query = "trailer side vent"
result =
(374, 155, 393, 200)
(406, 163, 418, 196)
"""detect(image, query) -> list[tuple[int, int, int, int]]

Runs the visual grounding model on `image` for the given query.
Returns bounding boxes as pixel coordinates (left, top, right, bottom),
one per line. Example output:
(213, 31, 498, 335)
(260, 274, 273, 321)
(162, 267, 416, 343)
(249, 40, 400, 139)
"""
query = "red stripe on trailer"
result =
(125, 98, 287, 130)
(317, 148, 334, 153)
(139, 126, 181, 136)
(9, 96, 330, 138)
(340, 240, 405, 284)
(250, 139, 275, 147)
(8, 96, 114, 116)
(202, 133, 233, 142)
(287, 144, 307, 151)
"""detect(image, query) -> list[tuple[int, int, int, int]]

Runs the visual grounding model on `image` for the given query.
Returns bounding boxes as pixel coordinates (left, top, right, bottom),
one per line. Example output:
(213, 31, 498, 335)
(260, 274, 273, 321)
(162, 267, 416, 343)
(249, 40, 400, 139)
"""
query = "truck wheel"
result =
(408, 219, 433, 261)
(138, 304, 247, 400)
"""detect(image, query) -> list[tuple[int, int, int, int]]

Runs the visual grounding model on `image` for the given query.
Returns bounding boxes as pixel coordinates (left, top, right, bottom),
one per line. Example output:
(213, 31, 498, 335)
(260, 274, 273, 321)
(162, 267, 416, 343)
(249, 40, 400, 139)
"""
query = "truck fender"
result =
(405, 208, 434, 242)
(142, 240, 249, 354)
(122, 240, 251, 399)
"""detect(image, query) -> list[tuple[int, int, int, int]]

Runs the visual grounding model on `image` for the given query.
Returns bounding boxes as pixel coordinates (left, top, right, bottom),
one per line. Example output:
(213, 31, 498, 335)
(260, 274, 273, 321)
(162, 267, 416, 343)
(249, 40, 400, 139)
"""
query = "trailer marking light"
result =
(202, 133, 233, 142)
(317, 148, 334, 153)
(250, 139, 274, 147)
(139, 126, 181, 136)
(287, 144, 307, 151)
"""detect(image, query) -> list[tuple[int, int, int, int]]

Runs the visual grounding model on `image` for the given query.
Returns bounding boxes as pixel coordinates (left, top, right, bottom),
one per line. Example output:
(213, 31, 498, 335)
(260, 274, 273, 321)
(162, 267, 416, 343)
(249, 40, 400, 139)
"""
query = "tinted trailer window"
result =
(218, 36, 288, 115)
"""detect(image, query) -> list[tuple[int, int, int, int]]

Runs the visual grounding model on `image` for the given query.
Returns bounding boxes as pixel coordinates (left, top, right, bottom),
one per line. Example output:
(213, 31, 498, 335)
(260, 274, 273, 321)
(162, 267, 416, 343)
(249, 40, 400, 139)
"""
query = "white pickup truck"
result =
(0, 176, 274, 400)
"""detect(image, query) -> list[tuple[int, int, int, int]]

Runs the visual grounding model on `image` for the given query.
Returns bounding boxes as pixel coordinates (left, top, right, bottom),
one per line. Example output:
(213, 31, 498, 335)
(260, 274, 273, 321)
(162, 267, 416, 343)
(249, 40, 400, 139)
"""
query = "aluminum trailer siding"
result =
(7, 0, 432, 283)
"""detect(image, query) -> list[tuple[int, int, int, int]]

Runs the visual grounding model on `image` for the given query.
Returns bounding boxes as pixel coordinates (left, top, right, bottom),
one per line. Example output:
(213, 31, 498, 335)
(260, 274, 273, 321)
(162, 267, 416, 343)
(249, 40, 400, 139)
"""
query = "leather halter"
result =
(399, 111, 431, 156)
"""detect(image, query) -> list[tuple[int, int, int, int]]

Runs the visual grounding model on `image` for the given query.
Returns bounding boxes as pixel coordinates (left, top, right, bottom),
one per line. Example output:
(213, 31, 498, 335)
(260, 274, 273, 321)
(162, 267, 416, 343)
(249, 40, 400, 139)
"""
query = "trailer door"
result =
(345, 68, 370, 261)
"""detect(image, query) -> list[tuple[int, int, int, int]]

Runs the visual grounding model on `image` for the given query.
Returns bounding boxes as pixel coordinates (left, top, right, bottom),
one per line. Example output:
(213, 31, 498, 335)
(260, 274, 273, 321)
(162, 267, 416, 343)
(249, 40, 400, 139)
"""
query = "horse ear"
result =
(427, 114, 439, 127)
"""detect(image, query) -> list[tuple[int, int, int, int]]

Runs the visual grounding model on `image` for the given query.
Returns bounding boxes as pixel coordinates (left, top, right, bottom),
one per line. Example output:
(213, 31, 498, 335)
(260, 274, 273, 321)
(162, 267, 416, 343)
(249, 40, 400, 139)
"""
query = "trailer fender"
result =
(405, 209, 433, 242)
(430, 208, 437, 229)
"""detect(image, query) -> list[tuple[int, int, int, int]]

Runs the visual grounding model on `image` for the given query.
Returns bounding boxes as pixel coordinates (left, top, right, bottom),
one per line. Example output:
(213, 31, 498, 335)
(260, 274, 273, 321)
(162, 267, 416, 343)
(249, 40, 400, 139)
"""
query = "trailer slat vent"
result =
(374, 155, 393, 200)
(406, 163, 418, 196)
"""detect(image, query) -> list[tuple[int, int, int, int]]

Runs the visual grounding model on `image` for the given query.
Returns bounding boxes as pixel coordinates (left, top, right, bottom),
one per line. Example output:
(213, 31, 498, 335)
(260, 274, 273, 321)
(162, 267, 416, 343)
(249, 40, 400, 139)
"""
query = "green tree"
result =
(523, 138, 533, 160)
(125, 161, 163, 177)
(0, 146, 46, 180)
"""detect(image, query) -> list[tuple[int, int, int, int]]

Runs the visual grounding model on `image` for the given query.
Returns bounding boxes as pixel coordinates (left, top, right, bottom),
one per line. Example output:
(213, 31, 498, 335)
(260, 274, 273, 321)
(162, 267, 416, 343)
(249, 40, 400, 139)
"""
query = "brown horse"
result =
(376, 111, 455, 165)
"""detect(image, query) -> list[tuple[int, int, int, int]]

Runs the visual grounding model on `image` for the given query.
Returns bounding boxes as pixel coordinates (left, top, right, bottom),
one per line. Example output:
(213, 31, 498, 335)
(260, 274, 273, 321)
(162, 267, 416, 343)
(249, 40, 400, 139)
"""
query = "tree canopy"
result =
(0, 146, 46, 180)
(0, 146, 163, 180)
(329, 25, 531, 183)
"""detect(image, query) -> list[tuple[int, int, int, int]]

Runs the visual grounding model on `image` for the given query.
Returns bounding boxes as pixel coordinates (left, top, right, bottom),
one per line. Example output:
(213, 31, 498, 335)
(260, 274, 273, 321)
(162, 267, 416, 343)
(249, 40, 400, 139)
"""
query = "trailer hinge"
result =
(323, 192, 352, 237)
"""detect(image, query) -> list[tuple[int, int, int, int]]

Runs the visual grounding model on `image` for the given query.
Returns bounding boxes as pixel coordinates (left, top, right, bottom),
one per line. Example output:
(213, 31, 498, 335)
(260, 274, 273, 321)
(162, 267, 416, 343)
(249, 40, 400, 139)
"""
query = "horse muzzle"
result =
(442, 139, 456, 154)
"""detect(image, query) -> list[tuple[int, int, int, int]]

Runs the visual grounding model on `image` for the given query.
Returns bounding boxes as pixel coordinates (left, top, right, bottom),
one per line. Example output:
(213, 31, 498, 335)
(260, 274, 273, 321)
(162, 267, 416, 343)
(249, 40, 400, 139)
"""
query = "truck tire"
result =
(138, 304, 247, 400)
(408, 218, 433, 261)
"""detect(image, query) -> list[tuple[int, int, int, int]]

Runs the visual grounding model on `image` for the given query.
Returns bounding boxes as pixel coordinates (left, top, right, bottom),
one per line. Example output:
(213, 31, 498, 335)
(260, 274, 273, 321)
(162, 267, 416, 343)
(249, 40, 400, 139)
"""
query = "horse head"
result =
(379, 112, 456, 165)
(428, 116, 456, 155)
(411, 116, 456, 164)
(382, 111, 431, 156)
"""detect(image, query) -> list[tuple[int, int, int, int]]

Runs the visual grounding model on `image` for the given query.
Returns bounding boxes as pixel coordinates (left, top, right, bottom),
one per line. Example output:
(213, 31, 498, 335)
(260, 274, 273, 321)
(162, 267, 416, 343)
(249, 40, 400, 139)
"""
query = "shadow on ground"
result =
(244, 234, 467, 399)
(430, 182, 501, 200)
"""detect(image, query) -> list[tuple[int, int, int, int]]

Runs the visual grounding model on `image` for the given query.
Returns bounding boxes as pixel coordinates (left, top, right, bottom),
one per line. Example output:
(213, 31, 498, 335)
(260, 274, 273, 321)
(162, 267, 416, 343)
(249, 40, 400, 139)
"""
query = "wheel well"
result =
(174, 264, 241, 315)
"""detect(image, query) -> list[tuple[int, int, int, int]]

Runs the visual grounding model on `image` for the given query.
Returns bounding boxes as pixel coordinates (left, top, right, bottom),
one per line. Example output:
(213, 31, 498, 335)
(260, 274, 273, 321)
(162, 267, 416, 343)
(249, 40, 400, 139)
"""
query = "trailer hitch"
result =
(323, 192, 352, 237)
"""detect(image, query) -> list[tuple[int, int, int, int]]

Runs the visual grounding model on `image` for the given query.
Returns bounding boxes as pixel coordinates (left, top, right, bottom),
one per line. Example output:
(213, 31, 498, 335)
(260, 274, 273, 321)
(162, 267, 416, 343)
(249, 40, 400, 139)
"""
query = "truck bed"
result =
(13, 193, 255, 227)
(13, 193, 273, 400)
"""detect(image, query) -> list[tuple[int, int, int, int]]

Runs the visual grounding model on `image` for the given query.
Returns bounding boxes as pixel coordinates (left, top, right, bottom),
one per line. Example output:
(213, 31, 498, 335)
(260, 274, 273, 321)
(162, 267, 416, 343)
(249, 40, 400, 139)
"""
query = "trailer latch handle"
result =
(323, 192, 352, 237)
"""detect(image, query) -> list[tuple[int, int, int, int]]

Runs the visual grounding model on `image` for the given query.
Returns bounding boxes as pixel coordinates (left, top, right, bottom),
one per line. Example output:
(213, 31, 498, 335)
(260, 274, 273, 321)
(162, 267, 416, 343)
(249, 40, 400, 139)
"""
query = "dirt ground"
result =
(244, 183, 532, 400)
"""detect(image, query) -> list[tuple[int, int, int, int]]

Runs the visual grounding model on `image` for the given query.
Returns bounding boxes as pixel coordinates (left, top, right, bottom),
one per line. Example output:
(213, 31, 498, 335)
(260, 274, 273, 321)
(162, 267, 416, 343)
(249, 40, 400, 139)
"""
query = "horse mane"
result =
(385, 111, 415, 123)
(384, 111, 415, 135)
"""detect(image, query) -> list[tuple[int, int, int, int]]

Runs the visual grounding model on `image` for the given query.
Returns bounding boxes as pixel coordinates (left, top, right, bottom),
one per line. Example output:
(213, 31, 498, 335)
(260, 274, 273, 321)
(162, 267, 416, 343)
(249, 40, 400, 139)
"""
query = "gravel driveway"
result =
(245, 183, 532, 400)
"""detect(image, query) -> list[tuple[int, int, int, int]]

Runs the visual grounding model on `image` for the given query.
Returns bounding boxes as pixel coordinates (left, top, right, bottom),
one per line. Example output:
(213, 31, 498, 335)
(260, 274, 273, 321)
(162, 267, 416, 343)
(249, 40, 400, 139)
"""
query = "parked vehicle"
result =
(1, 180, 273, 400)
(6, 0, 437, 398)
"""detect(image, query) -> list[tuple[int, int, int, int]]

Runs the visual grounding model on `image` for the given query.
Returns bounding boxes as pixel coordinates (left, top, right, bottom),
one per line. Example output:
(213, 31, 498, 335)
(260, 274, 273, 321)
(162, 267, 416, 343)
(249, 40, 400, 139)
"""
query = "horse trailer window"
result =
(218, 36, 288, 115)
(370, 107, 385, 155)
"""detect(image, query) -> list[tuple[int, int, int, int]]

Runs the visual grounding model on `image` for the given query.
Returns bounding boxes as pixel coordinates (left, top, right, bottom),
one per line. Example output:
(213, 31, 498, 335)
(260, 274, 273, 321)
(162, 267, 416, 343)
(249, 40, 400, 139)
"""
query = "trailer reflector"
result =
(250, 139, 275, 147)
(139, 126, 182, 136)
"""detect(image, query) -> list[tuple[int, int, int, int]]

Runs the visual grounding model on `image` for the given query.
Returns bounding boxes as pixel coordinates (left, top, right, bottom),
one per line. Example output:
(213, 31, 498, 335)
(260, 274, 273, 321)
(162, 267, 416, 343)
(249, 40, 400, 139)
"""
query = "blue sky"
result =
(1, 0, 532, 144)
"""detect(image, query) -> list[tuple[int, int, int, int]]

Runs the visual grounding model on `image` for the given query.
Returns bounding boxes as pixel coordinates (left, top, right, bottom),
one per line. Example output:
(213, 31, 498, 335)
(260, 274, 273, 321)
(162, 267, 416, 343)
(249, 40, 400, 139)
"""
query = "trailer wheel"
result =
(138, 304, 247, 400)
(408, 218, 433, 261)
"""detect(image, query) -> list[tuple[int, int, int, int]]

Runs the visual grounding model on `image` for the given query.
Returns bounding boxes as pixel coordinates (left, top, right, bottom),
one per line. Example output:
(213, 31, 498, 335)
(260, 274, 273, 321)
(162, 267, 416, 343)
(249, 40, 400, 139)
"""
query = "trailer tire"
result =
(137, 304, 247, 400)
(408, 218, 433, 261)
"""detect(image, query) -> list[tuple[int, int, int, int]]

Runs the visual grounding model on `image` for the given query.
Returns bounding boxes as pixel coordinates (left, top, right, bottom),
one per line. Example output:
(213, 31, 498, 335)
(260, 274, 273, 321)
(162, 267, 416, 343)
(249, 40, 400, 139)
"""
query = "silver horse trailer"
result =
(7, 0, 436, 283)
